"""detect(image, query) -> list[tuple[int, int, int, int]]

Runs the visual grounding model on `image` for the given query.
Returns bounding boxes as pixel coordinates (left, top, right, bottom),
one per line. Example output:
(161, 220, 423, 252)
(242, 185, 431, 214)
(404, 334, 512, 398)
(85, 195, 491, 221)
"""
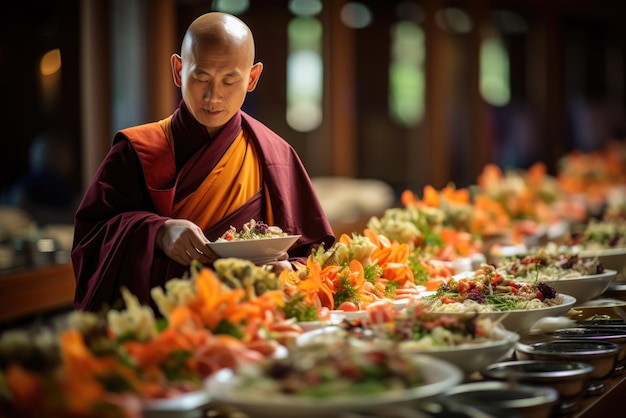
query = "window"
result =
(286, 2, 323, 132)
(389, 21, 425, 126)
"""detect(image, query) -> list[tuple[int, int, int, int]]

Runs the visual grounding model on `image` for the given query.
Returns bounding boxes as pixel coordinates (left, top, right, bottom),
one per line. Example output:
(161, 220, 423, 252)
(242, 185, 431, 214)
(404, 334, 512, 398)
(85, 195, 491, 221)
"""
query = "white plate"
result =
(205, 355, 463, 418)
(206, 235, 301, 264)
(541, 269, 617, 304)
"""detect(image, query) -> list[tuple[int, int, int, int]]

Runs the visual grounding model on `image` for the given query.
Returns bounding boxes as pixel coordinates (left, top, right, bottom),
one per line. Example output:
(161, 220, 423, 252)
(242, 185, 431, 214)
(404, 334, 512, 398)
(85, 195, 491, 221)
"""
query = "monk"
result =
(71, 12, 335, 312)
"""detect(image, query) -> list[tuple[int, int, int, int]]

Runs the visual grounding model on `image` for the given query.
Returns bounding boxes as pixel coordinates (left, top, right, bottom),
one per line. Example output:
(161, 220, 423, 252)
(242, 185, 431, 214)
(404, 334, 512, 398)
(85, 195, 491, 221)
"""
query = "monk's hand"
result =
(262, 252, 293, 275)
(157, 219, 216, 265)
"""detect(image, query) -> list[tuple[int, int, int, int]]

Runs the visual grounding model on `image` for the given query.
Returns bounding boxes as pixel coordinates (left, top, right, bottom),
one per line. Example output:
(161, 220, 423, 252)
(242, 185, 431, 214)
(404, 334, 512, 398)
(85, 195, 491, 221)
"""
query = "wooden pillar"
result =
(79, 0, 112, 188)
(424, 0, 452, 188)
(468, 0, 491, 181)
(527, 7, 565, 172)
(145, 0, 178, 121)
(327, 0, 357, 177)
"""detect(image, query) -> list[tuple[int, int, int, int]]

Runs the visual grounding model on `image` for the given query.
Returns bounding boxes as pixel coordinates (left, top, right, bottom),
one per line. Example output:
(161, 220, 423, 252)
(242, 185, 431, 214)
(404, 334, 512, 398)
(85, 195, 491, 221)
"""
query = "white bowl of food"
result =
(579, 247, 626, 281)
(541, 269, 617, 304)
(424, 294, 577, 335)
(207, 235, 301, 264)
(399, 327, 520, 376)
(296, 315, 520, 376)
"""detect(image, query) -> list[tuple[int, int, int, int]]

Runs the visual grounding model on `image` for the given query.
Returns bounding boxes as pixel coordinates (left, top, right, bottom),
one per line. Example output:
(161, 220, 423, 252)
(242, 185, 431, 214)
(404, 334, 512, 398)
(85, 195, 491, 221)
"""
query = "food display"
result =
(0, 260, 304, 417)
(3, 145, 626, 417)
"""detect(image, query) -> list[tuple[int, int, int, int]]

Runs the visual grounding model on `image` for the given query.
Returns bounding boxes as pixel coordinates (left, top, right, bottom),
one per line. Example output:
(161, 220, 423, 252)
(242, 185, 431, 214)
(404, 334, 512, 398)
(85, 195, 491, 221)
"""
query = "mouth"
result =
(203, 108, 222, 116)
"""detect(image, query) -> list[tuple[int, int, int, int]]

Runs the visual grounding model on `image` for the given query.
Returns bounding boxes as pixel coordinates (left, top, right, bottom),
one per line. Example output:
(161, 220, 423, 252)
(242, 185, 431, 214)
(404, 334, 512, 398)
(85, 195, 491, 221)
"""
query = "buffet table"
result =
(0, 262, 75, 325)
(567, 371, 626, 418)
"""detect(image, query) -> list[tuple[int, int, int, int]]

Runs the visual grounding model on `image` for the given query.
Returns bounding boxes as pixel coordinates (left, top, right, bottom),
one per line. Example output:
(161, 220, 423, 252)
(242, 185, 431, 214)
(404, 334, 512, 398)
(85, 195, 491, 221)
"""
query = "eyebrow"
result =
(193, 68, 241, 78)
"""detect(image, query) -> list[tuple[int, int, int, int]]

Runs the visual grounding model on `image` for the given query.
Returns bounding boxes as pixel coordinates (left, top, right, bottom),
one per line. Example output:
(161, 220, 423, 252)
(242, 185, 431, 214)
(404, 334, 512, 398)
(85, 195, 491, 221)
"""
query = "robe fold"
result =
(71, 101, 334, 312)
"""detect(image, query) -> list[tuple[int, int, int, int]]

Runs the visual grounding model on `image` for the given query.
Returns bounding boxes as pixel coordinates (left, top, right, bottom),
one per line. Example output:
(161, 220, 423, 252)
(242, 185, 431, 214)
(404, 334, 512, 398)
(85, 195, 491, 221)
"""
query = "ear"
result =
(171, 54, 183, 87)
(246, 62, 263, 92)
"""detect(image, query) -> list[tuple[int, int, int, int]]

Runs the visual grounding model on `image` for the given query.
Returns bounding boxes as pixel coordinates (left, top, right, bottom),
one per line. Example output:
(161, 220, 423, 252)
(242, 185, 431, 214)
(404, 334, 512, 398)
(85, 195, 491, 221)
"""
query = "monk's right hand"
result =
(157, 219, 217, 265)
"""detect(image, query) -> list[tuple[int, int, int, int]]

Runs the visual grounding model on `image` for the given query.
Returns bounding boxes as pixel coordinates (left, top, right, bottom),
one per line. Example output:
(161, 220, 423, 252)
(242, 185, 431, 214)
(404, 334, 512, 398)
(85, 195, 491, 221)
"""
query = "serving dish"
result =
(297, 325, 519, 377)
(602, 282, 626, 301)
(480, 360, 593, 414)
(399, 328, 520, 376)
(425, 294, 577, 334)
(444, 381, 558, 418)
(568, 298, 626, 321)
(546, 327, 626, 373)
(205, 354, 463, 418)
(206, 235, 301, 264)
(539, 269, 617, 304)
(579, 247, 626, 281)
(514, 340, 621, 395)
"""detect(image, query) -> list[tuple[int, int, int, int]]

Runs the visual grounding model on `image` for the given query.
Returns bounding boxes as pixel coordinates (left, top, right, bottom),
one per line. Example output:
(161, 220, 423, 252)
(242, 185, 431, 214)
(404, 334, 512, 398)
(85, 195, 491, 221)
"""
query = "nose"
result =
(203, 84, 222, 102)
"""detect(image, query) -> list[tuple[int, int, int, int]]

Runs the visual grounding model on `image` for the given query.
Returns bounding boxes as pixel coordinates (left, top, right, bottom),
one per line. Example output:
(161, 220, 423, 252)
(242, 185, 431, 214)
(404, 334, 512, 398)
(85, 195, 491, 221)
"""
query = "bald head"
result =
(171, 12, 263, 136)
(181, 12, 255, 67)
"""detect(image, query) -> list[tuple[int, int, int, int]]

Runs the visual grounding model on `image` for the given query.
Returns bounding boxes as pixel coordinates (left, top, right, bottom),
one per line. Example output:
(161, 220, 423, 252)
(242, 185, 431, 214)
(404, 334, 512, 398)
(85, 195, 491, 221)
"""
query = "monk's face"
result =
(172, 25, 263, 136)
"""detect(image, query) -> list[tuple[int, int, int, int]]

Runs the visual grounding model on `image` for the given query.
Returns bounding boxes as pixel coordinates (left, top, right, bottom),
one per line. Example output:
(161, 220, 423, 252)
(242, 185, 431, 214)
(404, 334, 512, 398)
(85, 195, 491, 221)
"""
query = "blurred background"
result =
(0, 0, 625, 319)
(2, 0, 626, 198)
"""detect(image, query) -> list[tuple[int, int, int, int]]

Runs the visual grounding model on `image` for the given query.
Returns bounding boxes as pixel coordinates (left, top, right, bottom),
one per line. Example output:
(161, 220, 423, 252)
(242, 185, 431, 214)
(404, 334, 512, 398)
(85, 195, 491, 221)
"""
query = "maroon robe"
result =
(71, 102, 335, 312)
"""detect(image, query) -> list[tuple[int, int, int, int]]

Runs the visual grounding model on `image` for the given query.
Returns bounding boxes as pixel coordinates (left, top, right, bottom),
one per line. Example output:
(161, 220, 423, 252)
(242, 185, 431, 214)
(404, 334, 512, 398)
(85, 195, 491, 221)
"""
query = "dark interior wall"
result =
(0, 0, 81, 193)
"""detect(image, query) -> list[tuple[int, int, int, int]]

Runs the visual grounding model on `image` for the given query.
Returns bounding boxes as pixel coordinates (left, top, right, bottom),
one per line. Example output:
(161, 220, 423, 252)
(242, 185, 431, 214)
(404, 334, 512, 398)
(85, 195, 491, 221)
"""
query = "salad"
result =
(570, 219, 626, 251)
(422, 264, 562, 313)
(337, 301, 511, 350)
(497, 246, 605, 281)
(225, 339, 426, 398)
(219, 219, 287, 241)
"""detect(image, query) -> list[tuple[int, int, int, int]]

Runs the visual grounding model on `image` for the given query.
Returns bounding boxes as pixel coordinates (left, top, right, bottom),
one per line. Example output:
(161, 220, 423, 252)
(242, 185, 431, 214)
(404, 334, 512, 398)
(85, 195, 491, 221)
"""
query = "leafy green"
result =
(281, 291, 319, 322)
(334, 273, 359, 306)
(485, 295, 519, 311)
(213, 319, 245, 339)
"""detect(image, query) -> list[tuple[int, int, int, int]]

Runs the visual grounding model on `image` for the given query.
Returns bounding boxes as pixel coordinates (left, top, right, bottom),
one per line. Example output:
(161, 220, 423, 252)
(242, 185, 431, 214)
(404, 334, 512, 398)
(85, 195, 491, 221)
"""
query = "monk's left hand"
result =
(262, 252, 292, 275)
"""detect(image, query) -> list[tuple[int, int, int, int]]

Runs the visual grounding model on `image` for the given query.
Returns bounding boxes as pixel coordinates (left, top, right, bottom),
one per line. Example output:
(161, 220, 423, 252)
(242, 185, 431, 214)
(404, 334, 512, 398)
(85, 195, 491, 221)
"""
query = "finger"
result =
(181, 249, 193, 265)
(198, 248, 217, 264)
(276, 251, 288, 261)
